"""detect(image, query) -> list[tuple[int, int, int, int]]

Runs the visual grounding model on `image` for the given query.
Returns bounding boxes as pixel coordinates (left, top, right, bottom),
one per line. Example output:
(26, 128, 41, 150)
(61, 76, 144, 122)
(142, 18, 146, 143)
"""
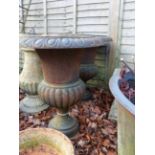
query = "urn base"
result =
(48, 113, 79, 138)
(82, 88, 92, 101)
(80, 64, 97, 101)
(20, 95, 49, 113)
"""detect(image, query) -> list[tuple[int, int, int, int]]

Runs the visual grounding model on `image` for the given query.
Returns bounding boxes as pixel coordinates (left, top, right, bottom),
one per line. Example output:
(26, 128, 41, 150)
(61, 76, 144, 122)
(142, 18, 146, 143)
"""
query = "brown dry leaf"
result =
(88, 122, 97, 129)
(110, 144, 117, 150)
(107, 150, 117, 155)
(78, 116, 86, 124)
(101, 147, 108, 154)
(107, 128, 117, 135)
(102, 139, 111, 148)
(90, 114, 98, 121)
(99, 151, 106, 155)
(101, 128, 109, 136)
(71, 109, 79, 117)
(77, 139, 86, 147)
(33, 119, 41, 125)
(90, 149, 98, 155)
(41, 115, 51, 121)
(93, 106, 102, 114)
(85, 134, 91, 141)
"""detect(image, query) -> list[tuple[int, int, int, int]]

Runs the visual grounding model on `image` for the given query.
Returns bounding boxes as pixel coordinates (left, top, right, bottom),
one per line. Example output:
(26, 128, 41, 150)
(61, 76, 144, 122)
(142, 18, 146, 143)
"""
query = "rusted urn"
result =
(19, 34, 110, 137)
(37, 48, 85, 137)
(80, 48, 98, 100)
(19, 48, 49, 113)
(19, 128, 74, 155)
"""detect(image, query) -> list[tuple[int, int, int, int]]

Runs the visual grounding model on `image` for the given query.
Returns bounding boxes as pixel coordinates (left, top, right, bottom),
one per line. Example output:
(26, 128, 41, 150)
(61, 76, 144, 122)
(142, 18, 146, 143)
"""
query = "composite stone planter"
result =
(109, 69, 135, 155)
(19, 49, 24, 73)
(20, 128, 74, 155)
(19, 48, 49, 113)
(20, 34, 109, 137)
(80, 38, 112, 100)
(80, 48, 98, 100)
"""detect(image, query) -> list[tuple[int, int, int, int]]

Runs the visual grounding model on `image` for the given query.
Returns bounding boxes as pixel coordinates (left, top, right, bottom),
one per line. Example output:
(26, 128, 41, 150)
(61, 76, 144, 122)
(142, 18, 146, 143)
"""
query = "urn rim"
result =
(19, 33, 112, 49)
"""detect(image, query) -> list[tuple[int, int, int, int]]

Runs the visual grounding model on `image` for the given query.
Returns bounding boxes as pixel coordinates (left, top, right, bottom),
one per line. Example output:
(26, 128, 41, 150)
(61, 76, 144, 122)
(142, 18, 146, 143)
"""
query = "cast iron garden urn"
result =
(19, 34, 110, 137)
(80, 37, 112, 100)
(80, 48, 98, 100)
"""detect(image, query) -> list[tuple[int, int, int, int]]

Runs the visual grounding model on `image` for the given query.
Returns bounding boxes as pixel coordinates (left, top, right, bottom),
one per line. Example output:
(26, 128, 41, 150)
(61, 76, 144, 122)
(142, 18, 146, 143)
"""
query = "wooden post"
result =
(117, 103, 135, 155)
(108, 0, 123, 76)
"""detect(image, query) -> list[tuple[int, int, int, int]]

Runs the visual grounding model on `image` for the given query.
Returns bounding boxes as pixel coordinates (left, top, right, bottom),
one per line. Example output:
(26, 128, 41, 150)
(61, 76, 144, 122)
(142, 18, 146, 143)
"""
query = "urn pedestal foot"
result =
(82, 88, 92, 101)
(20, 95, 49, 113)
(80, 64, 98, 101)
(38, 79, 85, 137)
(48, 113, 79, 138)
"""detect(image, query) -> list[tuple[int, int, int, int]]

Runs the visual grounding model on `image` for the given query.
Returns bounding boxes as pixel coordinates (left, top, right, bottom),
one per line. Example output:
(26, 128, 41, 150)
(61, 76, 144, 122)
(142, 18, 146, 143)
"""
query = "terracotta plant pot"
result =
(19, 128, 74, 155)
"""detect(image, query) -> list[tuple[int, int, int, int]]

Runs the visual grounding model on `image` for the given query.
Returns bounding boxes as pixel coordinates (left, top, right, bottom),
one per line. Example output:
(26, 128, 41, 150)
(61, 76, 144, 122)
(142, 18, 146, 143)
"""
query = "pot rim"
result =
(109, 68, 135, 115)
(19, 128, 74, 155)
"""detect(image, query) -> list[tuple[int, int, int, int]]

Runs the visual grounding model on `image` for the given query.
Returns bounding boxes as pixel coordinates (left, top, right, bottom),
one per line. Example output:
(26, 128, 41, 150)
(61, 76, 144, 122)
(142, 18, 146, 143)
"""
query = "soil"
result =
(19, 88, 117, 155)
(19, 144, 61, 155)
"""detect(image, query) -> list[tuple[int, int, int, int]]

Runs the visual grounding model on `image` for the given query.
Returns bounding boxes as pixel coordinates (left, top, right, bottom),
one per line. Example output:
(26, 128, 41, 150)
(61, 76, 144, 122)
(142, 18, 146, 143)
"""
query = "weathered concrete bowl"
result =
(19, 128, 74, 155)
(109, 69, 135, 155)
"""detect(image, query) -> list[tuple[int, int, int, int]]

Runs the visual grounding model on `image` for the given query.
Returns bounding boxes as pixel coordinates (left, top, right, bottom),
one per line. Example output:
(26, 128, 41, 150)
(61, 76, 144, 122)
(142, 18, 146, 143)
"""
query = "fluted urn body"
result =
(19, 34, 111, 137)
(19, 48, 49, 113)
(37, 49, 85, 137)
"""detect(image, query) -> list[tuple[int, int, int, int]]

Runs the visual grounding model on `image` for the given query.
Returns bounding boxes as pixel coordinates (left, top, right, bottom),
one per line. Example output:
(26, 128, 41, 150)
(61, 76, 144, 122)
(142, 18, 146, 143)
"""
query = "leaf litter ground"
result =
(19, 88, 117, 155)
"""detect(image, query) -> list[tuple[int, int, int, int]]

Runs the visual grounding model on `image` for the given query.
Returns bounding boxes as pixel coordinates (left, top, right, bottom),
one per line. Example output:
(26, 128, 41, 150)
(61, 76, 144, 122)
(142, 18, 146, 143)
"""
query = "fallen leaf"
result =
(107, 150, 117, 155)
(93, 106, 102, 114)
(77, 139, 86, 147)
(102, 139, 110, 147)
